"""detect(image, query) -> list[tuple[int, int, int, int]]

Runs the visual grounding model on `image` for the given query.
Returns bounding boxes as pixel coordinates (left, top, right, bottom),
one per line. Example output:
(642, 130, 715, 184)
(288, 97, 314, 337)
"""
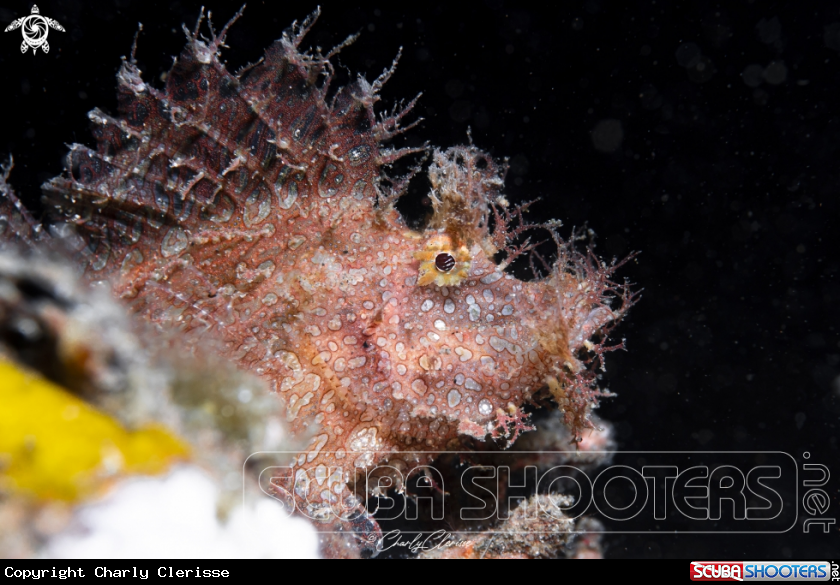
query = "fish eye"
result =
(435, 252, 456, 273)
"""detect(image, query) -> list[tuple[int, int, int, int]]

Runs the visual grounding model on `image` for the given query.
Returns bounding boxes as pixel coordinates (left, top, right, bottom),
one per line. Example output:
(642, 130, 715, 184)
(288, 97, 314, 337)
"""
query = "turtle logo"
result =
(4, 5, 64, 54)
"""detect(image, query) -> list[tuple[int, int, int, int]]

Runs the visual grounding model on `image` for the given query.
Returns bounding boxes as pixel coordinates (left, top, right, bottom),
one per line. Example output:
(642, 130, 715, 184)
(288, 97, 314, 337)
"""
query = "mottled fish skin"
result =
(7, 8, 634, 554)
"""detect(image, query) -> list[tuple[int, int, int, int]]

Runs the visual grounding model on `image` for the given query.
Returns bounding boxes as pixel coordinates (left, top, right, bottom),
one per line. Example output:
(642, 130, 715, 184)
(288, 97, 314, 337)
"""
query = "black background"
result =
(2, 1, 838, 559)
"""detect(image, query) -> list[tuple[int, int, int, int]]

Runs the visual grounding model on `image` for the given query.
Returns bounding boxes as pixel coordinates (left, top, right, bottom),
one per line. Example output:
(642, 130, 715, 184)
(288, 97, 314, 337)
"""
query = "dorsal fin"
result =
(0, 157, 44, 248)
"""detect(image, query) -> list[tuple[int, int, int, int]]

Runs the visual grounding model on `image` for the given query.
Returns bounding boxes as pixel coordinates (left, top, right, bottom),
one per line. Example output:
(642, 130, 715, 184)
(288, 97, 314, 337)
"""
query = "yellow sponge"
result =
(0, 359, 189, 502)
